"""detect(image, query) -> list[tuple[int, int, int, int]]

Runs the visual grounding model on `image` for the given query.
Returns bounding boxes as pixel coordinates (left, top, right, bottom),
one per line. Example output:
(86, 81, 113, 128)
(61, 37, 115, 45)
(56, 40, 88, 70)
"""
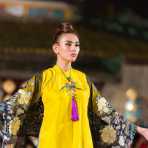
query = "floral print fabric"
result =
(88, 82, 136, 147)
(0, 72, 42, 146)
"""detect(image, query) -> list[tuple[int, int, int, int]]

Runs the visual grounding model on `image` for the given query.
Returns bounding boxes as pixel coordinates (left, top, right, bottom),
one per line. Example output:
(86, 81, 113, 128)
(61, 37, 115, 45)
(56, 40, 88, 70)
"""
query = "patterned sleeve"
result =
(88, 81, 136, 147)
(0, 72, 42, 145)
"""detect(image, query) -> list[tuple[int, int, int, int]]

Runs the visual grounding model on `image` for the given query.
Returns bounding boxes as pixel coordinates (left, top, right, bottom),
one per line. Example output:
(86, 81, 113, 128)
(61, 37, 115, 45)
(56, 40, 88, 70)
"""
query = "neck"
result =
(56, 59, 71, 71)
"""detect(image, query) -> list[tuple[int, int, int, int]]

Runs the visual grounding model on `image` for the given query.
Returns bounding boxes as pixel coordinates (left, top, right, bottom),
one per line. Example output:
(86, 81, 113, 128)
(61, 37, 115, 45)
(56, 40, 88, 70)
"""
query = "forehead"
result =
(58, 33, 79, 42)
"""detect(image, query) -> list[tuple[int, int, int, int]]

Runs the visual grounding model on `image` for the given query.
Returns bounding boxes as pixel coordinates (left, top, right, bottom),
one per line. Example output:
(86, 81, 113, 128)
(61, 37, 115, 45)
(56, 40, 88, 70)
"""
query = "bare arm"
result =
(136, 126, 148, 141)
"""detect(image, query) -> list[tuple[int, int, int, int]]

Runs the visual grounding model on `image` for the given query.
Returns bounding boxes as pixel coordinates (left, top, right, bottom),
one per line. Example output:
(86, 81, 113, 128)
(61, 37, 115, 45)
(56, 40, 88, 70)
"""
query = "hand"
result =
(6, 144, 14, 148)
(141, 128, 148, 141)
(137, 126, 148, 141)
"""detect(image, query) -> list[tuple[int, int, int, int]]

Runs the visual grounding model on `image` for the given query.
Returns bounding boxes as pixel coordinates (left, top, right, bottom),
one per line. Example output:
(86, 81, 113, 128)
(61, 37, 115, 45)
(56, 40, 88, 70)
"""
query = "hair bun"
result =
(56, 22, 74, 33)
(52, 22, 78, 44)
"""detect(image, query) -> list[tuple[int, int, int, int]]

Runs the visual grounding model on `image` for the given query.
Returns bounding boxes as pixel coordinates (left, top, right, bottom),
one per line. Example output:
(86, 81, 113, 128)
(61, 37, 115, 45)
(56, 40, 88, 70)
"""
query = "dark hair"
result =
(52, 22, 78, 44)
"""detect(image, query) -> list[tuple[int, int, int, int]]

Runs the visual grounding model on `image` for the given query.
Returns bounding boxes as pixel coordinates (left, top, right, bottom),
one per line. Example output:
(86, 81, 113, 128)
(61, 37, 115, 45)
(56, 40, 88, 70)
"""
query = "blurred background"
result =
(0, 0, 148, 147)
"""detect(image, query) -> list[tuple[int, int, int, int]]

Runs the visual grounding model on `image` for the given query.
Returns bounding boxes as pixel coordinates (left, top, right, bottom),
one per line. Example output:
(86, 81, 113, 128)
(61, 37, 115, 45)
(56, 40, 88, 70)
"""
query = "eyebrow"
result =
(64, 40, 80, 44)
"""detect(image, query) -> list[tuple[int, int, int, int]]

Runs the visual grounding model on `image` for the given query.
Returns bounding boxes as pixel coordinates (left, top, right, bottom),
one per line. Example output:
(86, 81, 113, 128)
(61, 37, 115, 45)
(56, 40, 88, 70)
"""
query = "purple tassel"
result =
(71, 96, 79, 121)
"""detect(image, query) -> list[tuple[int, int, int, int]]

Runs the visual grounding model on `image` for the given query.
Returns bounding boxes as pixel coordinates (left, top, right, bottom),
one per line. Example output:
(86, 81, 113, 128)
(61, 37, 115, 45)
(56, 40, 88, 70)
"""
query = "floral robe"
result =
(0, 66, 136, 148)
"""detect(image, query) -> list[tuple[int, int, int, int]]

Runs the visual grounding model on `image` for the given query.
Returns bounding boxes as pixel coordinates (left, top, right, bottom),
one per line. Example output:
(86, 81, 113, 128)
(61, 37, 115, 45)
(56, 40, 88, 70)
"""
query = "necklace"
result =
(57, 65, 79, 121)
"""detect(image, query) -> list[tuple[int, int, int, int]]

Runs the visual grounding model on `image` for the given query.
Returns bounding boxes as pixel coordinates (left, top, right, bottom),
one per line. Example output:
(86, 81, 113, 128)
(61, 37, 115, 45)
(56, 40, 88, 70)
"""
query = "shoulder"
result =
(30, 67, 53, 82)
(40, 67, 55, 82)
(72, 68, 96, 90)
(72, 68, 89, 86)
(72, 68, 87, 78)
(42, 66, 54, 75)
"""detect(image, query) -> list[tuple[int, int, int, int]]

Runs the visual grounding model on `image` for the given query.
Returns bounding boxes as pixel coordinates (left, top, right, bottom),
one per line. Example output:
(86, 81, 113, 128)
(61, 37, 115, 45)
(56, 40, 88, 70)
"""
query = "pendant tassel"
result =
(71, 96, 79, 121)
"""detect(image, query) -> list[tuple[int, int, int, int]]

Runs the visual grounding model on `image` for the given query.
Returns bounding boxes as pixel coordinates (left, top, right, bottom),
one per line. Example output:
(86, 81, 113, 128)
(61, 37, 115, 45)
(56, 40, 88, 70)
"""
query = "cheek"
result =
(59, 49, 69, 57)
(76, 48, 80, 54)
(77, 48, 80, 53)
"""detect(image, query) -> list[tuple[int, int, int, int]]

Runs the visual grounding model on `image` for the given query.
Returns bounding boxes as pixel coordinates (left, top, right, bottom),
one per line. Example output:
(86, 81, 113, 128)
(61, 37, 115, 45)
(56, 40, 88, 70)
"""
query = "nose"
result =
(70, 44, 79, 52)
(70, 46, 76, 52)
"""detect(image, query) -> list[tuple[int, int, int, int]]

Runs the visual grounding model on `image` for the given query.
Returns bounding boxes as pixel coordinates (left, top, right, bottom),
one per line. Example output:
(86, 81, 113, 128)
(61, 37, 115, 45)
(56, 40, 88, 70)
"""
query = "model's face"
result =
(53, 33, 80, 63)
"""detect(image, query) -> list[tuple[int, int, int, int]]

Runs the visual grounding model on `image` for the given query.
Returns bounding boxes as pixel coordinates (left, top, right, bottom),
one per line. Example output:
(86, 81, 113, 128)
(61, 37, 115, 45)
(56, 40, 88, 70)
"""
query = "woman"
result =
(0, 22, 148, 148)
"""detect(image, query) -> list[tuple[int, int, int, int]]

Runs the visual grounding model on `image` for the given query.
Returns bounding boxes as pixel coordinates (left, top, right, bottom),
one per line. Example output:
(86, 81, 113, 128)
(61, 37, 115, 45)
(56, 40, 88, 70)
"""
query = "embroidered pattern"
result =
(94, 95, 136, 147)
(9, 117, 21, 136)
(100, 125, 117, 144)
(0, 73, 42, 144)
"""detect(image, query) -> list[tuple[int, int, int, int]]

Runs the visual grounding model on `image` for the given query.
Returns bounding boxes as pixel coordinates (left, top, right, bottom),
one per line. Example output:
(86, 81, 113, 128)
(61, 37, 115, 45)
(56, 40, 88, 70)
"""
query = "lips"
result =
(71, 53, 77, 57)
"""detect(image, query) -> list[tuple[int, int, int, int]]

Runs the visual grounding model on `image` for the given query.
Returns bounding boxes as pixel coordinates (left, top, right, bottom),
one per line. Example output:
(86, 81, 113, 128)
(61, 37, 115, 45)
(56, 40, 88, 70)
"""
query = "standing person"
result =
(0, 22, 148, 148)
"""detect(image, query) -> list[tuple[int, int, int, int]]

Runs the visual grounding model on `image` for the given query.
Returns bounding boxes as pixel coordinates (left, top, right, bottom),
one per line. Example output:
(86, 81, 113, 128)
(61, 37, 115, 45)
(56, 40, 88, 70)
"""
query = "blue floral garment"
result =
(87, 82, 136, 148)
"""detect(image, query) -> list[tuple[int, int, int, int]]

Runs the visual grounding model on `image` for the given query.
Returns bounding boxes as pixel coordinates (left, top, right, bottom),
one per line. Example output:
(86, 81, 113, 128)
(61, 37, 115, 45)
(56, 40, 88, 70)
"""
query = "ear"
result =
(52, 43, 59, 54)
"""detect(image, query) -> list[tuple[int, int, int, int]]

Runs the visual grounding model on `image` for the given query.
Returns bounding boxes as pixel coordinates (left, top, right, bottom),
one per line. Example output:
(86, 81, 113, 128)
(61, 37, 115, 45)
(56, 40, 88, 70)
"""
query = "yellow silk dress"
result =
(0, 65, 137, 147)
(38, 65, 94, 148)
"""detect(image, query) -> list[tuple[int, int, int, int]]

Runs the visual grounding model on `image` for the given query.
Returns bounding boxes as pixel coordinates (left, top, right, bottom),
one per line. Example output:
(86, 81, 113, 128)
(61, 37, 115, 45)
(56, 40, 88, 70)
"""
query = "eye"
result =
(75, 44, 80, 47)
(65, 43, 72, 46)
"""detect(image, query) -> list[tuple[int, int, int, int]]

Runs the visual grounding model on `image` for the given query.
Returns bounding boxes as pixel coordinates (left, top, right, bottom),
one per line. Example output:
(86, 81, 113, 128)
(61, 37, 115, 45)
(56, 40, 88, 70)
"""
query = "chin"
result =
(70, 58, 77, 63)
(65, 56, 78, 63)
